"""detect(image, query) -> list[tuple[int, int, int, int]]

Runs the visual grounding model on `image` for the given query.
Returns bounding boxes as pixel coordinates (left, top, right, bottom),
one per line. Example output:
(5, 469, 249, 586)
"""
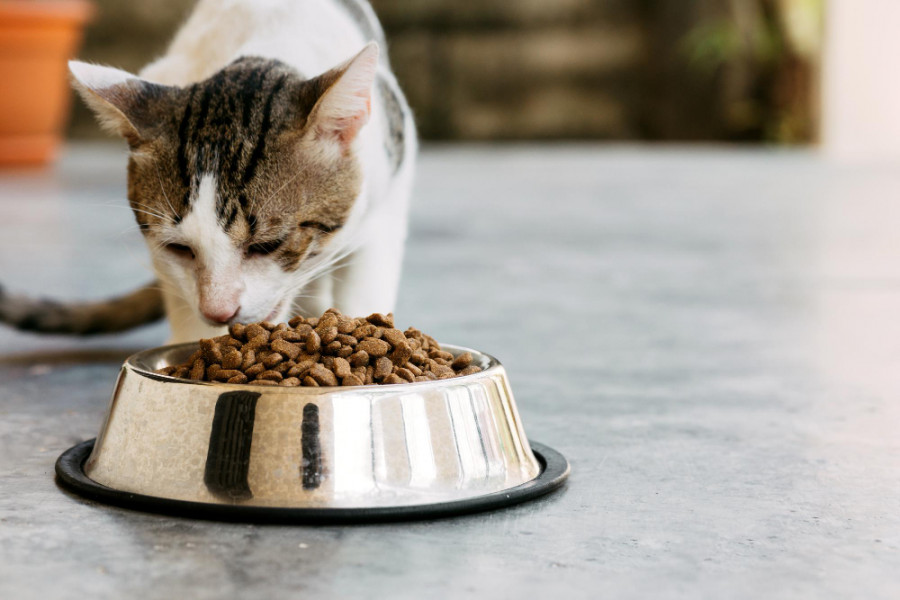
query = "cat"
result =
(0, 0, 416, 343)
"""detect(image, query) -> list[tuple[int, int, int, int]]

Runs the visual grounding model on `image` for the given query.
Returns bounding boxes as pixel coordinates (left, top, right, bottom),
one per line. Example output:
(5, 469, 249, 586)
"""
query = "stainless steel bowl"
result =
(56, 343, 567, 519)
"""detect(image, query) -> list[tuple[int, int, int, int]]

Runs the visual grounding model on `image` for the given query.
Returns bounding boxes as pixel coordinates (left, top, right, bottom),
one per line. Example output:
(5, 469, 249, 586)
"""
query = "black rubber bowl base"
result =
(55, 439, 569, 524)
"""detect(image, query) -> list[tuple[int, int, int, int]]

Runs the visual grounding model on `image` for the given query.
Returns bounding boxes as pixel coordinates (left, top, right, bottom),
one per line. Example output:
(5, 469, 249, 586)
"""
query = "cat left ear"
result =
(305, 43, 379, 150)
(69, 61, 174, 146)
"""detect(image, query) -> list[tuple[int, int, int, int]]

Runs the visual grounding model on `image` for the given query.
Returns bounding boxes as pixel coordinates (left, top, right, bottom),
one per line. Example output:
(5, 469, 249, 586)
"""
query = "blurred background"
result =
(63, 0, 824, 143)
(3, 0, 899, 162)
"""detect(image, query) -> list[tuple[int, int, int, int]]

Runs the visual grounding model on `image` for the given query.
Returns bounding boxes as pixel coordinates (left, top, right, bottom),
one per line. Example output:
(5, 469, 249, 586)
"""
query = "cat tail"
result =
(0, 281, 164, 336)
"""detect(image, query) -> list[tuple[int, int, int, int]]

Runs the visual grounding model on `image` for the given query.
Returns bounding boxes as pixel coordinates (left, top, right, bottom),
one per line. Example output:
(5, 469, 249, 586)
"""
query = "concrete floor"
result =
(1, 144, 898, 598)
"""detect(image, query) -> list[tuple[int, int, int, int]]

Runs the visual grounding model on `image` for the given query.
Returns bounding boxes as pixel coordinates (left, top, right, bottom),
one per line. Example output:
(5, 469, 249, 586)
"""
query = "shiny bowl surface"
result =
(84, 343, 542, 509)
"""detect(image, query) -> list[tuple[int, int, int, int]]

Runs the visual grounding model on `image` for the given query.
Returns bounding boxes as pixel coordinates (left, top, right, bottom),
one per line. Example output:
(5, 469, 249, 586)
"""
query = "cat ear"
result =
(69, 61, 173, 145)
(305, 42, 379, 150)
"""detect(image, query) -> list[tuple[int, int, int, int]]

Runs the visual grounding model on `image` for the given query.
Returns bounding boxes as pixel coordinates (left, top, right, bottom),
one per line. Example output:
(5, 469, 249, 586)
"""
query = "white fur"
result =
(69, 61, 136, 88)
(78, 0, 417, 342)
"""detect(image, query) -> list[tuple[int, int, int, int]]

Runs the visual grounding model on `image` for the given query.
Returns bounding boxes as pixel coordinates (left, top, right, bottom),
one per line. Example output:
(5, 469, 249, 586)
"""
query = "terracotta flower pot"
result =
(0, 0, 93, 166)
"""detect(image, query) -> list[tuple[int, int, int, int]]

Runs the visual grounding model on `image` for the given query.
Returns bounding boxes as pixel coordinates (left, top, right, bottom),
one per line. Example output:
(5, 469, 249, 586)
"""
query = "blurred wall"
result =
(822, 0, 900, 160)
(68, 0, 820, 142)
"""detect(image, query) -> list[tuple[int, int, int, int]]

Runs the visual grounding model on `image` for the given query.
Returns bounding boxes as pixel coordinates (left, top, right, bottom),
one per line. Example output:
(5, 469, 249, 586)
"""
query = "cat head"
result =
(69, 44, 379, 326)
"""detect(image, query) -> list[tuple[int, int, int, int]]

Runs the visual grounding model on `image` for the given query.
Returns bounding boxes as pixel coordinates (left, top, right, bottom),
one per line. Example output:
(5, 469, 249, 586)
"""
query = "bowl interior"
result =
(127, 342, 497, 388)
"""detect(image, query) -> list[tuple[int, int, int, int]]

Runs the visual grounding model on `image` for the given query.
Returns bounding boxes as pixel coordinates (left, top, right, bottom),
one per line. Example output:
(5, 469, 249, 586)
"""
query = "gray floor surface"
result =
(1, 144, 898, 599)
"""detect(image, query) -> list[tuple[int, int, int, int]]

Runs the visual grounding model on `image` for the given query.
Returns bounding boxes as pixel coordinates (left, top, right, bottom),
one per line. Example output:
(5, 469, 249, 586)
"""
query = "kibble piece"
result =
(244, 363, 266, 377)
(317, 312, 339, 331)
(229, 323, 247, 340)
(280, 377, 301, 387)
(409, 351, 427, 366)
(227, 373, 249, 384)
(389, 341, 413, 366)
(219, 336, 243, 349)
(213, 369, 243, 382)
(407, 363, 423, 377)
(351, 323, 376, 339)
(221, 348, 242, 370)
(337, 319, 357, 334)
(366, 312, 394, 328)
(309, 364, 338, 386)
(188, 358, 205, 380)
(245, 324, 269, 341)
(349, 350, 369, 367)
(374, 357, 393, 380)
(451, 352, 473, 370)
(305, 330, 321, 353)
(172, 366, 190, 379)
(206, 364, 222, 380)
(158, 365, 178, 376)
(257, 370, 284, 382)
(358, 337, 390, 358)
(431, 363, 455, 378)
(319, 326, 338, 345)
(259, 321, 276, 331)
(335, 334, 357, 346)
(395, 367, 415, 382)
(333, 357, 352, 378)
(273, 329, 304, 342)
(287, 360, 315, 378)
(383, 373, 405, 385)
(325, 340, 342, 355)
(381, 328, 406, 348)
(243, 334, 269, 351)
(240, 349, 256, 370)
(337, 345, 354, 358)
(302, 375, 319, 387)
(430, 349, 454, 363)
(459, 366, 482, 376)
(271, 338, 301, 360)
(341, 374, 363, 386)
(199, 338, 222, 364)
(262, 352, 284, 368)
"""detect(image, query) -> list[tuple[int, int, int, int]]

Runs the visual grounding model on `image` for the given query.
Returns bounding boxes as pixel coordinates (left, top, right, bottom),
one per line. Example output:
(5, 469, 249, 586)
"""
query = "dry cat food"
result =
(156, 309, 482, 387)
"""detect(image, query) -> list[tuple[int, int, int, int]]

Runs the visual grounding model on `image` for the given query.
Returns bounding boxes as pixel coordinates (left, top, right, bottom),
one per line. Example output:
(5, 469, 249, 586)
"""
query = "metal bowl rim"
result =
(124, 342, 504, 394)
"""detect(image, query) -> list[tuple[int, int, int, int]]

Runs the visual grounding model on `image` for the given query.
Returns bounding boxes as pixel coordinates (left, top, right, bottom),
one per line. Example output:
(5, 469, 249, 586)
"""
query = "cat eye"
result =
(246, 239, 284, 257)
(299, 221, 341, 234)
(165, 243, 195, 259)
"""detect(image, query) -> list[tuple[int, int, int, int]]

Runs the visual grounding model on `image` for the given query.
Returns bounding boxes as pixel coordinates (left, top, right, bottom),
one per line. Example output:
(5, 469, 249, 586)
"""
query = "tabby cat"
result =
(0, 0, 416, 343)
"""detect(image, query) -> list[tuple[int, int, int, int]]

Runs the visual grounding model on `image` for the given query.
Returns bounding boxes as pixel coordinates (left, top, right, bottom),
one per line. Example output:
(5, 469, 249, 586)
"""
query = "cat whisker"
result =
(258, 168, 304, 214)
(131, 207, 176, 223)
(155, 163, 180, 220)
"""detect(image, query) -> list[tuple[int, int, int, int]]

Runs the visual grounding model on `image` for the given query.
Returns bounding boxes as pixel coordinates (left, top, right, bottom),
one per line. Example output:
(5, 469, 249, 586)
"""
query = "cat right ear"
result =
(69, 61, 172, 145)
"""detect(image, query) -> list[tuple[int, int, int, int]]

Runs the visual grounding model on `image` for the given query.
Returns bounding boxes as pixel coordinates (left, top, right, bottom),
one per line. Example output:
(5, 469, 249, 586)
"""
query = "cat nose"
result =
(201, 305, 240, 325)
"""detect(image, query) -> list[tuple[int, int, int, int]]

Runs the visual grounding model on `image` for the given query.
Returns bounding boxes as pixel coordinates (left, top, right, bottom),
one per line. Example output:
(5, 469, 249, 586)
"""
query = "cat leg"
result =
(331, 224, 407, 317)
